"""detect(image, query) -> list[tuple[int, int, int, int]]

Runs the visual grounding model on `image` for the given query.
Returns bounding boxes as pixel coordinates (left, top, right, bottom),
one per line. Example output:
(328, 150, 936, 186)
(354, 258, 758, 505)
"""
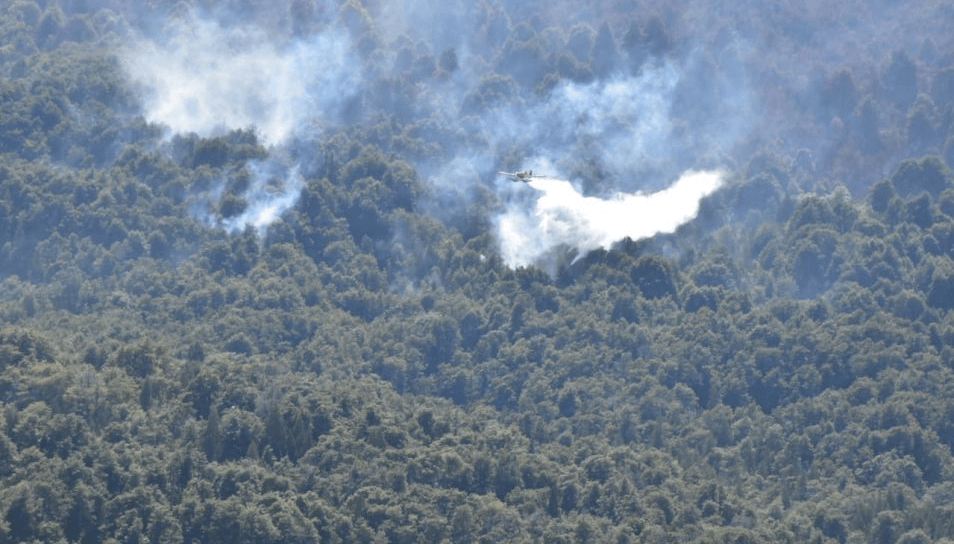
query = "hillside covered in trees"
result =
(4, 0, 954, 543)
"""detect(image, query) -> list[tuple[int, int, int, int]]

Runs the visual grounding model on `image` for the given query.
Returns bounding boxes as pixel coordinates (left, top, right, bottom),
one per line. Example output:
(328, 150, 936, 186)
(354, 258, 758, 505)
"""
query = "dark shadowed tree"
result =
(882, 50, 918, 109)
(632, 256, 679, 300)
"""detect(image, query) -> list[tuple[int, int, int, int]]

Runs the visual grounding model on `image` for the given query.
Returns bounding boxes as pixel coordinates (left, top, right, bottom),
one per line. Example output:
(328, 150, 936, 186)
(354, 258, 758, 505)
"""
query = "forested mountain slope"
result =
(3, 1, 954, 543)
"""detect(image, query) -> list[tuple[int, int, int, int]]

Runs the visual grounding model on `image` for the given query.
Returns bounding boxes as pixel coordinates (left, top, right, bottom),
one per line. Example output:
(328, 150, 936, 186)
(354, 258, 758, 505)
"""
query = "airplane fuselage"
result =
(499, 170, 535, 182)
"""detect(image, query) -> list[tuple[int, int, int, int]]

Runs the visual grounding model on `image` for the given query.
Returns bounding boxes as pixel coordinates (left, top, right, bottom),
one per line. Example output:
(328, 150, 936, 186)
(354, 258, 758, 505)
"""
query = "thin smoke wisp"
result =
(228, 163, 304, 236)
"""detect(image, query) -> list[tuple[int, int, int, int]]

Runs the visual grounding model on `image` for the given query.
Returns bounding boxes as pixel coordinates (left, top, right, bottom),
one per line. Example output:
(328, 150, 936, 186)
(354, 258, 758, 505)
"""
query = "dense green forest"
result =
(3, 0, 954, 542)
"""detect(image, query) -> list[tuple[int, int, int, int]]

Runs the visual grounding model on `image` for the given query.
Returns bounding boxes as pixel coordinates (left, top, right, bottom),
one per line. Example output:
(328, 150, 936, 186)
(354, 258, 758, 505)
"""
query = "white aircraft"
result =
(498, 170, 544, 182)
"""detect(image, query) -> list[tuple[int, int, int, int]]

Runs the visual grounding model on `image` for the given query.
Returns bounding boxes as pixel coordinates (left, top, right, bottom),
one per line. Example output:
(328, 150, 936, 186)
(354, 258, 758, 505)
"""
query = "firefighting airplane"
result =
(498, 170, 546, 182)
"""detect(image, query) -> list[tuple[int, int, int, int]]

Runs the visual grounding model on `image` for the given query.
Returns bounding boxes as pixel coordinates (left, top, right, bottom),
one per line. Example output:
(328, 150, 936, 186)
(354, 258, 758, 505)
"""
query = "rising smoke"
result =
(121, 8, 358, 237)
(122, 14, 359, 146)
(481, 65, 682, 192)
(120, 3, 745, 271)
(189, 159, 305, 237)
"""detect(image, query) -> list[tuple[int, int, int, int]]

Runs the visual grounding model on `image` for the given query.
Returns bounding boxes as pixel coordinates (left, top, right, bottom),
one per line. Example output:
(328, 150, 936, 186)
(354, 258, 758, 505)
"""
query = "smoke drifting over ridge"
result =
(119, 2, 748, 271)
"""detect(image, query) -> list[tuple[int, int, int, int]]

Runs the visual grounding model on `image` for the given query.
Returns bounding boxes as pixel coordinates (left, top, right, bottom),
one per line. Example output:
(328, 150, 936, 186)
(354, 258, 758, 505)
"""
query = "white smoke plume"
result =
(496, 170, 724, 271)
(189, 159, 304, 237)
(488, 66, 682, 192)
(223, 163, 304, 236)
(120, 8, 358, 237)
(467, 64, 732, 269)
(121, 15, 358, 146)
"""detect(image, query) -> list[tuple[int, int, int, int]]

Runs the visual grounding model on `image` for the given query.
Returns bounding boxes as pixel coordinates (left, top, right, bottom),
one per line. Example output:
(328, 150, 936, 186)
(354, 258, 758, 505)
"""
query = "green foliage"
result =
(3, 2, 954, 543)
(461, 73, 519, 115)
(890, 156, 951, 198)
(631, 256, 680, 300)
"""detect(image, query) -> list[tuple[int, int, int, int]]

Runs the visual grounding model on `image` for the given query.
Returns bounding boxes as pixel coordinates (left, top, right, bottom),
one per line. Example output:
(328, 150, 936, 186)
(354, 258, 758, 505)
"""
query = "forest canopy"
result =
(3, 0, 954, 543)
